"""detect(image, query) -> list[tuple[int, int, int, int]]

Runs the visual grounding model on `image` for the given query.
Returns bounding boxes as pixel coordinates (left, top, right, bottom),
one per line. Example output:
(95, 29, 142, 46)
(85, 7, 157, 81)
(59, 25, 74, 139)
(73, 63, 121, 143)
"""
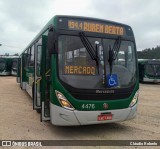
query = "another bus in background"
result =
(0, 55, 19, 76)
(0, 56, 12, 76)
(138, 59, 160, 83)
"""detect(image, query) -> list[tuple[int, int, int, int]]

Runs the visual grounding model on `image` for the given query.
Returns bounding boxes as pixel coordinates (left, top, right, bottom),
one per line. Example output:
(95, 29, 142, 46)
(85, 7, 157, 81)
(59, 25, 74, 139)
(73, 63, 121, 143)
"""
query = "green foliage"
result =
(137, 46, 160, 59)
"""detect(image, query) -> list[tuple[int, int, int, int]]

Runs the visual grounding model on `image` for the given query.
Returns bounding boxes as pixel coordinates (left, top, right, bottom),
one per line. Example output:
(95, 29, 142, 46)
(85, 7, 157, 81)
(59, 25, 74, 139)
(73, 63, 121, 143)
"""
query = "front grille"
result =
(71, 92, 132, 100)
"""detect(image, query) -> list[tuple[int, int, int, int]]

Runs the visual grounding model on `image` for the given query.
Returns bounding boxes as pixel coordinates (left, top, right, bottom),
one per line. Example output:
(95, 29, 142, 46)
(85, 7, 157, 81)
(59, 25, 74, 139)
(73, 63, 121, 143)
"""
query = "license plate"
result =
(98, 114, 112, 121)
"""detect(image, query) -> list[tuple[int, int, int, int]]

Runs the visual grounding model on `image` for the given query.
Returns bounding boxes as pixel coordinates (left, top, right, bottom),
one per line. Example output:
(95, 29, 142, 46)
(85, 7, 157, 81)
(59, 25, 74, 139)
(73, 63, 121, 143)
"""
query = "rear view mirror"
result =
(47, 26, 57, 54)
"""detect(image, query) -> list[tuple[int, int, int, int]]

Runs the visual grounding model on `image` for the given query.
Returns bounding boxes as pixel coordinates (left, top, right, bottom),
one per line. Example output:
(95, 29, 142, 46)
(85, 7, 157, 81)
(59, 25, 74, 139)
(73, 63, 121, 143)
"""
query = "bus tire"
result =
(36, 109, 41, 113)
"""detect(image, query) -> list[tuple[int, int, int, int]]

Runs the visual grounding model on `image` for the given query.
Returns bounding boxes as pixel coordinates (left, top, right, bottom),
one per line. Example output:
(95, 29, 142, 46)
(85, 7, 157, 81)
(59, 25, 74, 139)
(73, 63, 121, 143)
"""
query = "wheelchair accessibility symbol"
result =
(107, 74, 118, 87)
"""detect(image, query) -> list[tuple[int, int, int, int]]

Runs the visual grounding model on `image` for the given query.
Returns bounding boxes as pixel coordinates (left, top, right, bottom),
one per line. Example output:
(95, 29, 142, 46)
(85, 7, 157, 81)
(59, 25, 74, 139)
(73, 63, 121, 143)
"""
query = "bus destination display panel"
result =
(68, 20, 125, 35)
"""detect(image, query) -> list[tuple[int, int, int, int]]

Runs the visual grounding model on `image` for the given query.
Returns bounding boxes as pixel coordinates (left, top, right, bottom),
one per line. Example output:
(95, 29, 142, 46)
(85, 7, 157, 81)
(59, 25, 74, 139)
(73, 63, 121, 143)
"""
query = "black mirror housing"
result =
(47, 26, 57, 54)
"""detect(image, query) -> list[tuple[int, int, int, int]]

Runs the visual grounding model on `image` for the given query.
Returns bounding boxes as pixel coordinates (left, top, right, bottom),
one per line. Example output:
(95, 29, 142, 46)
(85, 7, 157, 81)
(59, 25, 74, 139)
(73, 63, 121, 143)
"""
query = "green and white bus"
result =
(138, 59, 160, 82)
(0, 56, 12, 76)
(18, 15, 139, 126)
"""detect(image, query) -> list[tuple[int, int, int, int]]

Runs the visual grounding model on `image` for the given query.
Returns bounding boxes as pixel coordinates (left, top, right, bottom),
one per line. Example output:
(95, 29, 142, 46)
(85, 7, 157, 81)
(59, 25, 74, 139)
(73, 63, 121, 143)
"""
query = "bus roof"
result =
(55, 15, 131, 27)
(20, 15, 133, 55)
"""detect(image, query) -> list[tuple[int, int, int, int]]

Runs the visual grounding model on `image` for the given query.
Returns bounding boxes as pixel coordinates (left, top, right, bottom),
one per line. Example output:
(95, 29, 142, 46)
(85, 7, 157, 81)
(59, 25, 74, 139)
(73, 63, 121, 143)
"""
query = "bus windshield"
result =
(58, 35, 136, 89)
(0, 60, 5, 71)
(145, 63, 160, 77)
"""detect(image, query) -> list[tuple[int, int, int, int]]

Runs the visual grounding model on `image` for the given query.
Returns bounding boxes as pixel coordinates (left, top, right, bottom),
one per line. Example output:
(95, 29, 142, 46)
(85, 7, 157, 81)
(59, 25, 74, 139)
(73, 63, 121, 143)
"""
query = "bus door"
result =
(41, 35, 50, 121)
(34, 36, 50, 121)
(33, 43, 42, 110)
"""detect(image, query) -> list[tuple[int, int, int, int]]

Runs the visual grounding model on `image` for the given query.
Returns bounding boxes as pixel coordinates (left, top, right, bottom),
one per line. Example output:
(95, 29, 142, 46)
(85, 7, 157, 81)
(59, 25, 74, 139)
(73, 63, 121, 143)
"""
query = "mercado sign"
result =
(64, 65, 96, 75)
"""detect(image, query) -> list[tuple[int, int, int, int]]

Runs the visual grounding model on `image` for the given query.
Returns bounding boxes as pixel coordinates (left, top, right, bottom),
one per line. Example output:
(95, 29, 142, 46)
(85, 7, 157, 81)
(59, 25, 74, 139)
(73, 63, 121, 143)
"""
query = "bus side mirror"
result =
(47, 26, 57, 54)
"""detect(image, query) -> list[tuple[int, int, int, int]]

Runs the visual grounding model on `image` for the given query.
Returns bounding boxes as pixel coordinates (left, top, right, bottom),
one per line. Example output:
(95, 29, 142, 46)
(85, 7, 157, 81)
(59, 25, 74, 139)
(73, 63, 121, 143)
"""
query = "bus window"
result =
(36, 46, 42, 77)
(27, 48, 31, 67)
(0, 60, 5, 71)
(30, 45, 34, 66)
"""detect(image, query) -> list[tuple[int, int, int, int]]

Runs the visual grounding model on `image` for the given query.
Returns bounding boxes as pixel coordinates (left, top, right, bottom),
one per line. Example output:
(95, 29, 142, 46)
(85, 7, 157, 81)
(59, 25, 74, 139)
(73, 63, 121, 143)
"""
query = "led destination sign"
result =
(68, 20, 125, 35)
(65, 66, 96, 75)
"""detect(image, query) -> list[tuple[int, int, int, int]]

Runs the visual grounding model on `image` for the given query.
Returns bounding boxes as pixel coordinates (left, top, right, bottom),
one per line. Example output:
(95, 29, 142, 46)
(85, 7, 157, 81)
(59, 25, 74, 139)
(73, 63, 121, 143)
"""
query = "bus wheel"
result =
(36, 109, 41, 113)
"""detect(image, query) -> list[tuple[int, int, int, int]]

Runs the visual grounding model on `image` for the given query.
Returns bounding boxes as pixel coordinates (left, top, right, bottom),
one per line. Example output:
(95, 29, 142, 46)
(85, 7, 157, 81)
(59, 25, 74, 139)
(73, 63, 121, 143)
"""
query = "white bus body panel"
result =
(21, 82, 26, 90)
(50, 103, 137, 126)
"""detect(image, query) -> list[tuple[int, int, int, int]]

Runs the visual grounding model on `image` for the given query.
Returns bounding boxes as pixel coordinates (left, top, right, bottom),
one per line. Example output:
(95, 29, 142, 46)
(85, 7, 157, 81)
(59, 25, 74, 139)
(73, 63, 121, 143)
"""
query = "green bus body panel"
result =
(50, 55, 139, 111)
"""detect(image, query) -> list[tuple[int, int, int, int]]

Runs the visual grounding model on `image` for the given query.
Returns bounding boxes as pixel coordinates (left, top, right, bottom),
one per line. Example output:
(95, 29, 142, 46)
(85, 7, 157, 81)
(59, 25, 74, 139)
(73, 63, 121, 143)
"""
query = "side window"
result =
(24, 50, 28, 67)
(27, 48, 31, 67)
(36, 38, 42, 77)
(36, 46, 42, 76)
(30, 45, 34, 66)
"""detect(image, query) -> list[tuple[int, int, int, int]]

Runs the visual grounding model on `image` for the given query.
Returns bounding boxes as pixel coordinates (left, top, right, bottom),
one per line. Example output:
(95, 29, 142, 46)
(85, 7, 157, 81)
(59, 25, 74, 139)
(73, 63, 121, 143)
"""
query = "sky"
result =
(0, 0, 160, 55)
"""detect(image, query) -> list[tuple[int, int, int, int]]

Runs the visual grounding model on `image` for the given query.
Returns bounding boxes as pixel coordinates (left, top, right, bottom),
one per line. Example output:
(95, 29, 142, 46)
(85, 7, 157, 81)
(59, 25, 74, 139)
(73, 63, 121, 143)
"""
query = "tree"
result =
(137, 46, 160, 59)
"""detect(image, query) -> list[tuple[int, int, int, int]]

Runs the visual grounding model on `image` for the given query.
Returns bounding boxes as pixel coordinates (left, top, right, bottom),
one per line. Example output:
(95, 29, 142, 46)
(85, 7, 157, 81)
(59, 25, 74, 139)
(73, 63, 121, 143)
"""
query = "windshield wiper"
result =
(108, 36, 121, 76)
(79, 32, 99, 73)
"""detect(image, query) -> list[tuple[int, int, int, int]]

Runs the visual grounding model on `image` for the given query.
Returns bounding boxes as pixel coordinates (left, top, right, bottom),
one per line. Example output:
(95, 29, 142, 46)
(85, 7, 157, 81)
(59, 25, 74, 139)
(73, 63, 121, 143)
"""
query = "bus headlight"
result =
(129, 91, 139, 107)
(55, 90, 75, 111)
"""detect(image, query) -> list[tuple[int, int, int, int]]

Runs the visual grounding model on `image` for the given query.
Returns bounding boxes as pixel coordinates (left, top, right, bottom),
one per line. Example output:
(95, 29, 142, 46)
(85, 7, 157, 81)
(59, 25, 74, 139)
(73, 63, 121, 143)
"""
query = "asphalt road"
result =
(0, 77, 159, 149)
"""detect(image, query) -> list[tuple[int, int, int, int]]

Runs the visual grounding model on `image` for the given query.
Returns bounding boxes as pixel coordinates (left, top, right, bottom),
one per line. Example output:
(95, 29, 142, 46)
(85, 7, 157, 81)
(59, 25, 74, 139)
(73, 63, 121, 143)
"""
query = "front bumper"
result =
(50, 103, 137, 126)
